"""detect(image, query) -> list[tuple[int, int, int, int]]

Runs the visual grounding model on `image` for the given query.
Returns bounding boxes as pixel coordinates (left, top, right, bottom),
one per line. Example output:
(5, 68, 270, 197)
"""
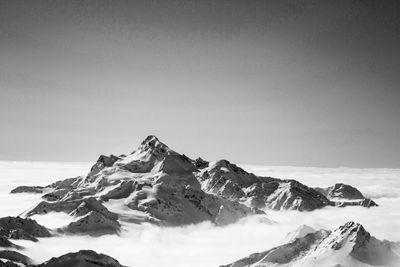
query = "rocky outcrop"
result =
(0, 250, 32, 265)
(315, 183, 378, 208)
(0, 217, 49, 266)
(0, 260, 19, 266)
(36, 250, 125, 267)
(61, 211, 121, 235)
(0, 217, 51, 241)
(193, 157, 209, 169)
(21, 197, 121, 236)
(10, 186, 45, 194)
(0, 250, 125, 267)
(0, 237, 15, 249)
(221, 221, 400, 267)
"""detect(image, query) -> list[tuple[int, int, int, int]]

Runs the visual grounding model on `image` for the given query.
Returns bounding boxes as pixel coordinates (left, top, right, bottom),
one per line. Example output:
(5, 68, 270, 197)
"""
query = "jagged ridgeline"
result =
(12, 136, 377, 234)
(221, 221, 400, 267)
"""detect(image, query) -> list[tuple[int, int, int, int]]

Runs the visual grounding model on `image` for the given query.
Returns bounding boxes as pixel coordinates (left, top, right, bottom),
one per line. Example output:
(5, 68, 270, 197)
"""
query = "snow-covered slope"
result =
(284, 224, 316, 242)
(221, 221, 400, 267)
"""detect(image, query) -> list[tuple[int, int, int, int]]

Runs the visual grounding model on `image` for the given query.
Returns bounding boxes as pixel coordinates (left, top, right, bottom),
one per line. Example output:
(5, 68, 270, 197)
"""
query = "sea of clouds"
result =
(0, 161, 399, 267)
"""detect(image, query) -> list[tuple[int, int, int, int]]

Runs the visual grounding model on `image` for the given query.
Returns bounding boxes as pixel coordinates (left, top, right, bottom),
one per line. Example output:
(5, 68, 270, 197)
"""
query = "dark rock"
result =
(193, 157, 209, 169)
(0, 236, 14, 248)
(10, 186, 45, 194)
(0, 216, 51, 241)
(24, 197, 118, 222)
(36, 250, 125, 267)
(315, 183, 378, 208)
(61, 211, 121, 236)
(0, 250, 32, 265)
(100, 180, 135, 201)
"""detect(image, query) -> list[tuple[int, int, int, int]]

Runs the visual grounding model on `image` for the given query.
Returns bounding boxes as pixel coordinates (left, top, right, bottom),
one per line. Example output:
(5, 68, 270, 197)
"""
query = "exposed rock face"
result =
(0, 236, 14, 248)
(315, 183, 378, 208)
(22, 197, 121, 236)
(0, 250, 32, 265)
(10, 186, 45, 194)
(0, 217, 51, 241)
(193, 157, 209, 169)
(0, 217, 49, 266)
(221, 221, 400, 267)
(61, 211, 121, 235)
(0, 260, 19, 266)
(36, 250, 125, 267)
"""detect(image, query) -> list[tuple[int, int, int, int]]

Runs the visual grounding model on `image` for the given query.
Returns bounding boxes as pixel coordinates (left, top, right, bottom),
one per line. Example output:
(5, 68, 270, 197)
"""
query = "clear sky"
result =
(1, 0, 400, 167)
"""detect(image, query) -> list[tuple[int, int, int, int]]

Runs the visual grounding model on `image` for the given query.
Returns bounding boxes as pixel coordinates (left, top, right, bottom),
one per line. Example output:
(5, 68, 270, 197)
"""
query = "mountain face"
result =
(221, 221, 400, 267)
(11, 136, 377, 231)
(197, 160, 376, 211)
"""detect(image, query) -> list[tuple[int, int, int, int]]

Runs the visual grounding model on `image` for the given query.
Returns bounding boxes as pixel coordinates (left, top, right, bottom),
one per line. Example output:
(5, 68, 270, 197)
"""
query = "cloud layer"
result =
(1, 161, 399, 267)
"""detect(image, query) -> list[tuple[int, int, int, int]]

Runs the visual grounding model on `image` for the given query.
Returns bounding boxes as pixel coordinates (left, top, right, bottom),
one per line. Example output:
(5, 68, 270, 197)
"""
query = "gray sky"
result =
(1, 0, 400, 167)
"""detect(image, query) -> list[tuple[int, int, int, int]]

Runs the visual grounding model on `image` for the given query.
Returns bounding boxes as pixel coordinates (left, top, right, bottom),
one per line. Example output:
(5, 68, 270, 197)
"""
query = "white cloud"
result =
(1, 162, 399, 267)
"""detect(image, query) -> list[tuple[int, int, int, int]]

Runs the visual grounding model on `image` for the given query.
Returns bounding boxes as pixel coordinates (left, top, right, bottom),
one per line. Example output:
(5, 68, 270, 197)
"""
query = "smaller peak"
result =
(143, 135, 159, 142)
(286, 224, 316, 241)
(211, 159, 252, 175)
(194, 157, 209, 169)
(139, 135, 169, 152)
(339, 221, 369, 237)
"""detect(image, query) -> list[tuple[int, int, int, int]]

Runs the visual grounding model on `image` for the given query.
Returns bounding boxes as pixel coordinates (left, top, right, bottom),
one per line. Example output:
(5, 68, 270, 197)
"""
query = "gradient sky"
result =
(1, 0, 400, 167)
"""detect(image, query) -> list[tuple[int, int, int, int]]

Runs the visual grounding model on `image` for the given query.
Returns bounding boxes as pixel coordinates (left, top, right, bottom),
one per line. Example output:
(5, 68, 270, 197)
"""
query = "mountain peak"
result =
(333, 221, 371, 249)
(138, 135, 170, 153)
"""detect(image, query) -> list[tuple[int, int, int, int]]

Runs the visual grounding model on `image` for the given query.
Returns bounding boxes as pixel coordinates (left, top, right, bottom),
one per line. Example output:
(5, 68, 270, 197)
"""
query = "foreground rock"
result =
(0, 250, 32, 265)
(21, 197, 121, 236)
(0, 250, 125, 267)
(12, 136, 377, 232)
(221, 221, 400, 267)
(36, 250, 125, 267)
(0, 217, 51, 242)
(0, 217, 50, 266)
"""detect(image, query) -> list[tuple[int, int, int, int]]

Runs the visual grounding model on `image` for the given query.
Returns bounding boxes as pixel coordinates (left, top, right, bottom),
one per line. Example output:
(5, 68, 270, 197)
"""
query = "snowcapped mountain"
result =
(11, 136, 377, 234)
(221, 221, 400, 267)
(197, 159, 377, 210)
(13, 136, 259, 232)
